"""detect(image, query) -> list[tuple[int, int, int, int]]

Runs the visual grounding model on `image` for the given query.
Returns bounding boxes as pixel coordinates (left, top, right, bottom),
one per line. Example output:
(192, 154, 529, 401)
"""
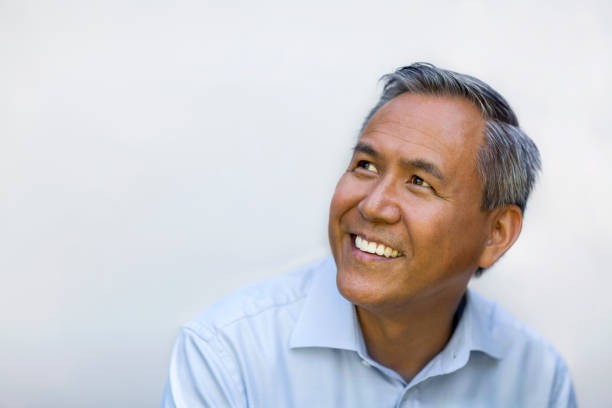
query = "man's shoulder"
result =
(466, 290, 575, 405)
(468, 290, 566, 363)
(183, 256, 334, 341)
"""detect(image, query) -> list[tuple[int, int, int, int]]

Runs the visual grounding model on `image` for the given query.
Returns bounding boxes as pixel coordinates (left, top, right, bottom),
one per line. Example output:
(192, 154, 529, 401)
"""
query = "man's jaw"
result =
(349, 233, 403, 260)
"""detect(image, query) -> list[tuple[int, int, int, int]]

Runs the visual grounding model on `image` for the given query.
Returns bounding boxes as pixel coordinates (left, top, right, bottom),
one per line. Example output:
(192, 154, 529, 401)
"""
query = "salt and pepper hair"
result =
(362, 62, 541, 213)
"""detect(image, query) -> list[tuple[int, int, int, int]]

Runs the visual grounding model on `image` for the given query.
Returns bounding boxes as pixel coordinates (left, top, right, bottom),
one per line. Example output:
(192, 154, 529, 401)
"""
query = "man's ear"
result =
(478, 205, 523, 269)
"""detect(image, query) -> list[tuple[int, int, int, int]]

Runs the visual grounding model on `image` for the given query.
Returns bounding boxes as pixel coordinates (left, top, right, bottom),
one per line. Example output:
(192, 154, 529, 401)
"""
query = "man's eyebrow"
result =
(353, 142, 445, 182)
(401, 158, 445, 182)
(352, 142, 378, 157)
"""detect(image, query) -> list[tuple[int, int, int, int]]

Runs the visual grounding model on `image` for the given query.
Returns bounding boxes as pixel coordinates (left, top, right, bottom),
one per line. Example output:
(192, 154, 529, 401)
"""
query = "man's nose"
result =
(357, 177, 401, 224)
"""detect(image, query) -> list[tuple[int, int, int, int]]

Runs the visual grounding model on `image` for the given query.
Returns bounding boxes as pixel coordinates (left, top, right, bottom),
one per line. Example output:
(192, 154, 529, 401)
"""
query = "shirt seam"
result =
(182, 326, 248, 408)
(193, 293, 310, 334)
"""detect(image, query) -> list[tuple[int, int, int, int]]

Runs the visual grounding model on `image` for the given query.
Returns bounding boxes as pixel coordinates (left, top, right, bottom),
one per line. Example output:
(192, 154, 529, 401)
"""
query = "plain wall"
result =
(1, 1, 611, 406)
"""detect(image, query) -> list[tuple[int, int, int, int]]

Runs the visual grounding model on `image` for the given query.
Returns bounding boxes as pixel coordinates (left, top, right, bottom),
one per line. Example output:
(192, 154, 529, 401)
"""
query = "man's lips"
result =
(350, 233, 402, 258)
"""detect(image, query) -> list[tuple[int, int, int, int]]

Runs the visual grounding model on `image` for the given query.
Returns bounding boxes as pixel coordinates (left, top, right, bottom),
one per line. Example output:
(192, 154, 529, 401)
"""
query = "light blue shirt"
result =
(162, 256, 576, 407)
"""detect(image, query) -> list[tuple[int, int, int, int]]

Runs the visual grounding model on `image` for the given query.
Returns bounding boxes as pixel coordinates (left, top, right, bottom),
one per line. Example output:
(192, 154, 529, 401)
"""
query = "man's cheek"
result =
(329, 185, 352, 219)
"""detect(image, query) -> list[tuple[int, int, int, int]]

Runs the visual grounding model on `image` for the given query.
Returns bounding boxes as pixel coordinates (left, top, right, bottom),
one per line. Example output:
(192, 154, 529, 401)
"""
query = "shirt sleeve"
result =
(161, 325, 247, 408)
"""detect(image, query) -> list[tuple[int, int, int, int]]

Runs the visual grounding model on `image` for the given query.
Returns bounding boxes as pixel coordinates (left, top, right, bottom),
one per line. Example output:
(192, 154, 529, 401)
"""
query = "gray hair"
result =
(362, 62, 541, 213)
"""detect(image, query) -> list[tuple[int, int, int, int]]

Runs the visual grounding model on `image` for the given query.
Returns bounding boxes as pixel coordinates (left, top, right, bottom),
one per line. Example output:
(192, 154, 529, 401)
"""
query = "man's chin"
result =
(335, 266, 390, 307)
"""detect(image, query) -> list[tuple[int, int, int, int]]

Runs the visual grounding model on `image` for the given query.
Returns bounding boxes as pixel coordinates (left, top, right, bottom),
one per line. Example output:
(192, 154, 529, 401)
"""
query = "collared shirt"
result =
(162, 256, 577, 407)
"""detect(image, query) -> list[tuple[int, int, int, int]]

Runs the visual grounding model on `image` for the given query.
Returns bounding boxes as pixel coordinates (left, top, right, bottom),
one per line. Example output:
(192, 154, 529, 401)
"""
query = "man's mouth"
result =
(351, 234, 402, 258)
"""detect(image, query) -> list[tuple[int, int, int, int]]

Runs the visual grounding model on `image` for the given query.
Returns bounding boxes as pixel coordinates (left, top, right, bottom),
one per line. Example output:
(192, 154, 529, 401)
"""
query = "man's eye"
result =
(357, 160, 378, 174)
(410, 175, 431, 188)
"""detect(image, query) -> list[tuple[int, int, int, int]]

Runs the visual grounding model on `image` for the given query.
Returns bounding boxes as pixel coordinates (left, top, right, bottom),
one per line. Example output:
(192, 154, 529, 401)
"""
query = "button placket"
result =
(396, 385, 422, 408)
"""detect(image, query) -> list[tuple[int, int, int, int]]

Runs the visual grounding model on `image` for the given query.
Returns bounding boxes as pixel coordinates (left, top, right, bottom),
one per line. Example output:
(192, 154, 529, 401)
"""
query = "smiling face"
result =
(329, 93, 495, 311)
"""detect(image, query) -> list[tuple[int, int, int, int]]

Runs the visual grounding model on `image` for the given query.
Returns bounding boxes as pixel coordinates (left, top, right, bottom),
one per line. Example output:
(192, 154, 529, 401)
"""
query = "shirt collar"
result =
(289, 256, 512, 365)
(459, 289, 512, 359)
(427, 289, 511, 378)
(289, 256, 362, 352)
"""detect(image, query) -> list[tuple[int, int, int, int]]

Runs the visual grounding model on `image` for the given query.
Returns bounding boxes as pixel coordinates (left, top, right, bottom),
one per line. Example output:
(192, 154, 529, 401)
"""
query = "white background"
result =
(1, 1, 611, 406)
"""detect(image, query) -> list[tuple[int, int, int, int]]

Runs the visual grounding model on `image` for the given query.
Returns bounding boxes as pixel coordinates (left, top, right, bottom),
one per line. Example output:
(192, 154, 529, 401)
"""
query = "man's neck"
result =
(356, 292, 467, 383)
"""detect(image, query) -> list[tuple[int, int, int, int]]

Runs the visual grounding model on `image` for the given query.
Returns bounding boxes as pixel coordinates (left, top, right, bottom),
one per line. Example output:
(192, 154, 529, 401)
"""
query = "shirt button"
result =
(361, 359, 371, 367)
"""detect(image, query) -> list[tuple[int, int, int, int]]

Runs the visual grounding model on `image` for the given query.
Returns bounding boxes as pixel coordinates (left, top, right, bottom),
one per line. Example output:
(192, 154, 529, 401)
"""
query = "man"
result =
(162, 63, 576, 407)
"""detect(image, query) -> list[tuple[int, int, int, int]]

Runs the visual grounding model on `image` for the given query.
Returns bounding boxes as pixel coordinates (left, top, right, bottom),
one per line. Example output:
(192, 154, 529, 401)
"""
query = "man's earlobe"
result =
(478, 205, 523, 269)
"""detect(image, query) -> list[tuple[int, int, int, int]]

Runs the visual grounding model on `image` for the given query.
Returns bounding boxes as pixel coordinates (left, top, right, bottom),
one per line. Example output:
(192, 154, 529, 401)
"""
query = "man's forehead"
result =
(366, 93, 485, 143)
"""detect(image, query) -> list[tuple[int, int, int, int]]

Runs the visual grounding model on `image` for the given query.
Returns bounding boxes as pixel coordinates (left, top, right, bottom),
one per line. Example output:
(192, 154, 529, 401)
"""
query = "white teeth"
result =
(357, 237, 368, 251)
(354, 235, 401, 258)
(361, 240, 369, 251)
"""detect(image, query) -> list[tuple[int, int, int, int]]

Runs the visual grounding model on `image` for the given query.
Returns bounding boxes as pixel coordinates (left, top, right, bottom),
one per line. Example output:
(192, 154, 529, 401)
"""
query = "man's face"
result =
(328, 93, 494, 310)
